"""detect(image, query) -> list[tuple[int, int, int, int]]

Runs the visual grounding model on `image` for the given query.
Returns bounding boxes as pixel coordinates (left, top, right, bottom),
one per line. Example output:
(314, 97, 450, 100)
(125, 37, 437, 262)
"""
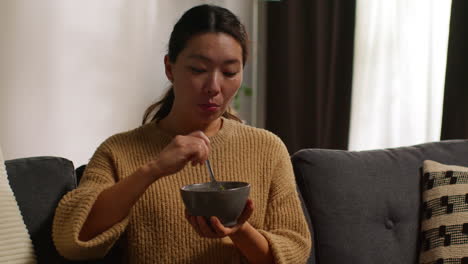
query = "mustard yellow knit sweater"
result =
(52, 118, 311, 264)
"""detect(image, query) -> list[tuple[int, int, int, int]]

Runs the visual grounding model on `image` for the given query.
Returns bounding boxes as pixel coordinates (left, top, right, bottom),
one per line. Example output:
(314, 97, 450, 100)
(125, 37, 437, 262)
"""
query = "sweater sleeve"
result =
(52, 142, 130, 260)
(257, 141, 312, 264)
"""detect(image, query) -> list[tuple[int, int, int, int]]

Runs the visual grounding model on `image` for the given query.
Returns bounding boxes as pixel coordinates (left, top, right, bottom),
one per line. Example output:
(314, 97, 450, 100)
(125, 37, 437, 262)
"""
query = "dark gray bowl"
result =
(180, 181, 250, 227)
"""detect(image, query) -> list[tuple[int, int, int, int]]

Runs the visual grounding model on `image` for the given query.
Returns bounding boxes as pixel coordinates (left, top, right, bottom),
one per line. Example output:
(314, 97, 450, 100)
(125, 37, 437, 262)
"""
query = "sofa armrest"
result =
(6, 156, 77, 263)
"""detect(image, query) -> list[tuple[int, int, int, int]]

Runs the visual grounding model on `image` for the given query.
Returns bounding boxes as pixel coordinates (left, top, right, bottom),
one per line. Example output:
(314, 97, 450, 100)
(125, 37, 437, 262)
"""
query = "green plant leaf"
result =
(233, 93, 240, 110)
(243, 86, 253, 97)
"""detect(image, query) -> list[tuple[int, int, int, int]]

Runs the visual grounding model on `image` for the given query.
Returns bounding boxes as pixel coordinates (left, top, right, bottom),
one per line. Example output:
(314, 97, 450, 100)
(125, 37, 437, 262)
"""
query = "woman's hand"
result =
(185, 199, 254, 238)
(148, 131, 210, 179)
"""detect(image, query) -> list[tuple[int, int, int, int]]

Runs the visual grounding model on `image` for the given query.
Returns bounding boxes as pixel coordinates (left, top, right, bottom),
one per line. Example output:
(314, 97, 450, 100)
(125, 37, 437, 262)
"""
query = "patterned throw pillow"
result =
(420, 160, 468, 264)
(0, 147, 36, 263)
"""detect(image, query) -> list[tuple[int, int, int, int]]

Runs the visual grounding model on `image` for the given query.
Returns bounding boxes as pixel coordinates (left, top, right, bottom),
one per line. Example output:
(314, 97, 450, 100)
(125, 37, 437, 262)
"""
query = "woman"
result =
(53, 4, 311, 264)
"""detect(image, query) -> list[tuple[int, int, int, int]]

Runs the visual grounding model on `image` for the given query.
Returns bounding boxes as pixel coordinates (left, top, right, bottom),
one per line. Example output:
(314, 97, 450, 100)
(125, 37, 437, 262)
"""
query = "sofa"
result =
(292, 139, 468, 264)
(4, 139, 468, 263)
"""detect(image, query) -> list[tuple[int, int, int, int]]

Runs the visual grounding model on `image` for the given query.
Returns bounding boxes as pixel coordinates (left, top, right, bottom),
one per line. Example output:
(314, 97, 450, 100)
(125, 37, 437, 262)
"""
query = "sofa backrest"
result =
(291, 140, 468, 264)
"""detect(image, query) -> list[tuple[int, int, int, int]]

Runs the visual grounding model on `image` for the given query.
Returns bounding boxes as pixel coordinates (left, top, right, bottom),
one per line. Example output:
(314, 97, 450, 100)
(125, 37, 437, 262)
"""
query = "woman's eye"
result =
(190, 67, 206, 74)
(224, 71, 238, 77)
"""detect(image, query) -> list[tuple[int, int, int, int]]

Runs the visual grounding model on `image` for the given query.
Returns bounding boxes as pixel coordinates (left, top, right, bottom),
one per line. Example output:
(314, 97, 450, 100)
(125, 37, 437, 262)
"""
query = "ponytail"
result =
(142, 88, 174, 125)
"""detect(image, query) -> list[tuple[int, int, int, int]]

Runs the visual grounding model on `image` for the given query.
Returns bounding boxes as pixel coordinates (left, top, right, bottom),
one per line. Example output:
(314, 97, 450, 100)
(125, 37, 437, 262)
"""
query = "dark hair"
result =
(142, 4, 248, 124)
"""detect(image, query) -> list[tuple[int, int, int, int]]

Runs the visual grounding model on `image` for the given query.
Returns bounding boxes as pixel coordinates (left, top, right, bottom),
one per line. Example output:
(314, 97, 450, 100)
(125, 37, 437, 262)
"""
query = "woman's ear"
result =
(164, 55, 174, 82)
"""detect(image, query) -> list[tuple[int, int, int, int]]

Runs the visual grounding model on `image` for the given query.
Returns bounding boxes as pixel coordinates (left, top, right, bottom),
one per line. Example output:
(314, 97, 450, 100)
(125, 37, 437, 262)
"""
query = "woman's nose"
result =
(204, 72, 221, 96)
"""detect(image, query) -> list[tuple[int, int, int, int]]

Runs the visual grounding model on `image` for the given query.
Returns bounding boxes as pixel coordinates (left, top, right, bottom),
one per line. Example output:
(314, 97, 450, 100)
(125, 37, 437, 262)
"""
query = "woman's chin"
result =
(197, 113, 220, 123)
(197, 107, 223, 118)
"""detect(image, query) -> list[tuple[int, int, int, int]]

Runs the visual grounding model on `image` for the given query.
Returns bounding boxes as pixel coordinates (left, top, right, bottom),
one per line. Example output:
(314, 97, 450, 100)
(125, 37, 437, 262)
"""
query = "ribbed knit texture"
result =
(0, 147, 37, 263)
(52, 118, 311, 263)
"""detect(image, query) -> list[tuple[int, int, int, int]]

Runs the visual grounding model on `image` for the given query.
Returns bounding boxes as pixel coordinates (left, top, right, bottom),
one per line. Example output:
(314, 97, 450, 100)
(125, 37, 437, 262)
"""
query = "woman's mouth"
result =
(198, 103, 220, 112)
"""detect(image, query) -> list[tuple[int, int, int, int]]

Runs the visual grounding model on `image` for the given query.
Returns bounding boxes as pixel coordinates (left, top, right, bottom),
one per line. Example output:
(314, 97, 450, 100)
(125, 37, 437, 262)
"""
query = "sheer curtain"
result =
(349, 0, 452, 150)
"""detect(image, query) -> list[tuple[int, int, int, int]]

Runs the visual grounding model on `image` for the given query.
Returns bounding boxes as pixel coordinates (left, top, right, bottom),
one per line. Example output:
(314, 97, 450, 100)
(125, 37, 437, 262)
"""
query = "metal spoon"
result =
(205, 159, 224, 190)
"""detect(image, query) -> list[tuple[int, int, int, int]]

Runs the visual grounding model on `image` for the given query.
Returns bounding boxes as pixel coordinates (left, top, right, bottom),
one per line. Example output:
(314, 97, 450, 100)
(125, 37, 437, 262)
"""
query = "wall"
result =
(0, 0, 258, 166)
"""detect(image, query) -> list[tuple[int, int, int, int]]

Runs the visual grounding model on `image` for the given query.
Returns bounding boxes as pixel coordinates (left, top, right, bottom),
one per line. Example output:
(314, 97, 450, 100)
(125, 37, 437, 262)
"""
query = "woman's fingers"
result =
(188, 131, 210, 163)
(148, 130, 213, 178)
(189, 131, 210, 146)
(185, 210, 226, 238)
(210, 216, 229, 236)
(185, 210, 197, 227)
(211, 199, 254, 234)
(236, 199, 254, 225)
(188, 147, 207, 166)
(185, 210, 255, 239)
(198, 216, 223, 238)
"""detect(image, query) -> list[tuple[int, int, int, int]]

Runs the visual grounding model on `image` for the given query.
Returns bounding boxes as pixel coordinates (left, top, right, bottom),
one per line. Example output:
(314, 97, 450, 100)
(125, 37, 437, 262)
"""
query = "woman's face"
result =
(165, 32, 243, 125)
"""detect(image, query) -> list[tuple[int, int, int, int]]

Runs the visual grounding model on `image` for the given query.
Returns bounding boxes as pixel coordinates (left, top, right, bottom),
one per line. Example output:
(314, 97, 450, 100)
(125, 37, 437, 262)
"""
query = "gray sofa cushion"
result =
(291, 140, 468, 264)
(6, 157, 124, 264)
(6, 156, 77, 264)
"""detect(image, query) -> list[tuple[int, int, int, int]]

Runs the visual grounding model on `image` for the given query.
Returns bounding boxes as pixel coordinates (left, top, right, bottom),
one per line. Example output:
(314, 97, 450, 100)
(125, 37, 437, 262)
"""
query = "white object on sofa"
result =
(0, 147, 36, 263)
